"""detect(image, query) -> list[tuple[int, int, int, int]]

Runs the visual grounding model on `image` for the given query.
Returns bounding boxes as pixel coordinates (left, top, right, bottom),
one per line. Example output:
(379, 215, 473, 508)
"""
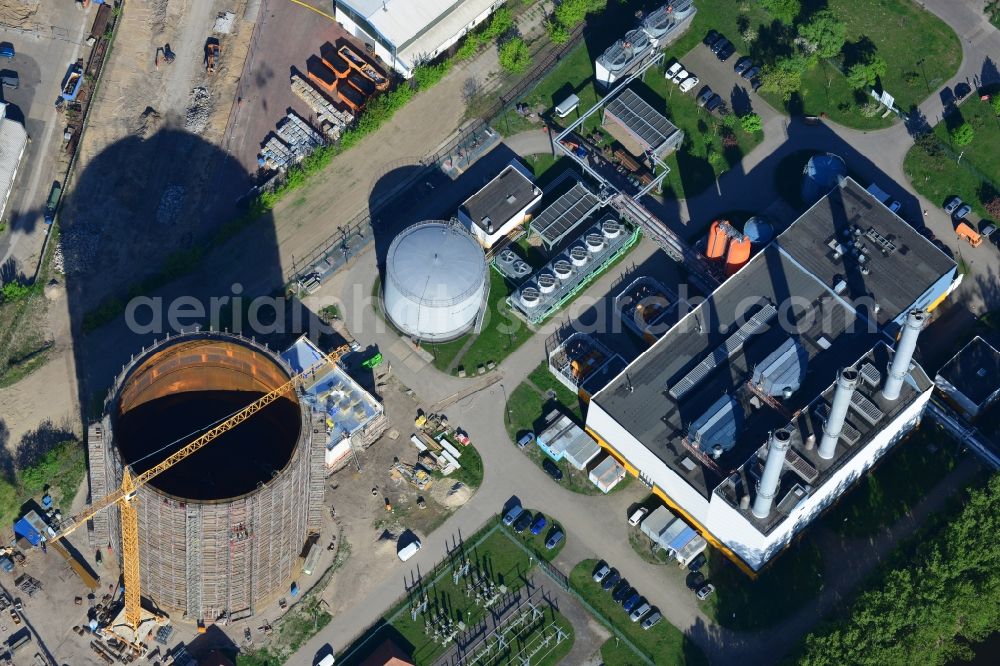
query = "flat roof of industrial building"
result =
(936, 336, 1000, 406)
(776, 178, 954, 328)
(592, 178, 954, 502)
(459, 163, 540, 231)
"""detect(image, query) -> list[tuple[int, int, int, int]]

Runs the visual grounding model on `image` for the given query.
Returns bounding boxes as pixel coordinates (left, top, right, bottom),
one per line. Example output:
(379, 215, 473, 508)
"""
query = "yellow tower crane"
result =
(49, 344, 350, 637)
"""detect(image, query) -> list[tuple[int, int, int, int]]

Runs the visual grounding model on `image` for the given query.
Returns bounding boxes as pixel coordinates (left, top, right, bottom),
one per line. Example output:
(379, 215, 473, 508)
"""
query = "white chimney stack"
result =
(819, 368, 859, 460)
(882, 309, 927, 401)
(752, 429, 791, 519)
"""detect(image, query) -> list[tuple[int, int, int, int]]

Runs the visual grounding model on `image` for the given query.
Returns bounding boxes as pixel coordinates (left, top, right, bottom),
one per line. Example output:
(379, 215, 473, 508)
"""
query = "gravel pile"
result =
(184, 87, 213, 133)
(156, 185, 186, 225)
(53, 225, 100, 275)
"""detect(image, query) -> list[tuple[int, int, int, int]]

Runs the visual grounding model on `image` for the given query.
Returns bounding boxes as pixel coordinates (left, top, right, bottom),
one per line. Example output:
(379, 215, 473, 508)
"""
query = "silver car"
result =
(629, 600, 651, 622)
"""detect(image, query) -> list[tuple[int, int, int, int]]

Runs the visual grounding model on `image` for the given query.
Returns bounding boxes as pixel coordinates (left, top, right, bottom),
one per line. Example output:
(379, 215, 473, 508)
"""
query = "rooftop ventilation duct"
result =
(752, 429, 791, 519)
(882, 309, 927, 401)
(819, 368, 859, 460)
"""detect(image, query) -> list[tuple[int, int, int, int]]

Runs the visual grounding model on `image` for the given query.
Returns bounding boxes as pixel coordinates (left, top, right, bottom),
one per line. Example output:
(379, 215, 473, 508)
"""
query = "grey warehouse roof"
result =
(460, 164, 540, 231)
(385, 221, 486, 306)
(776, 178, 955, 327)
(936, 336, 1000, 406)
(603, 88, 682, 158)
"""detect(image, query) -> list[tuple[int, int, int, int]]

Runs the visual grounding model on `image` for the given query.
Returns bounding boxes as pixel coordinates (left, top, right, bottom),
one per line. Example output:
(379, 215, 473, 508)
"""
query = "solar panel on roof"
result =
(605, 89, 680, 154)
(529, 182, 601, 246)
(850, 391, 884, 425)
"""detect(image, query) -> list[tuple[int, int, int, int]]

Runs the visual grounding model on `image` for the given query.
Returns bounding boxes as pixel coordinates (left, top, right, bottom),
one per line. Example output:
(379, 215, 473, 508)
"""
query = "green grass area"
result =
(237, 597, 331, 665)
(822, 429, 961, 538)
(502, 511, 567, 563)
(0, 291, 49, 389)
(904, 137, 995, 222)
(927, 98, 1000, 214)
(425, 269, 535, 374)
(700, 540, 824, 631)
(570, 559, 707, 666)
(628, 529, 672, 566)
(0, 440, 87, 529)
(681, 0, 959, 128)
(447, 440, 484, 490)
(340, 527, 575, 666)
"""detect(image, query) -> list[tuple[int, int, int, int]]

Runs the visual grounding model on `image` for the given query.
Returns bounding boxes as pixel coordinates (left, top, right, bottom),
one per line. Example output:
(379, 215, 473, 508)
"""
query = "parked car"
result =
(398, 539, 421, 562)
(602, 568, 621, 591)
(612, 579, 631, 602)
(671, 68, 689, 84)
(716, 41, 736, 61)
(592, 561, 611, 583)
(944, 196, 963, 215)
(622, 592, 643, 613)
(686, 571, 706, 590)
(750, 76, 762, 92)
(503, 504, 524, 526)
(687, 552, 707, 572)
(630, 600, 651, 622)
(0, 43, 14, 60)
(641, 610, 662, 630)
(734, 56, 753, 76)
(666, 61, 684, 79)
(703, 30, 721, 47)
(696, 583, 716, 601)
(542, 458, 563, 481)
(545, 529, 565, 549)
(955, 82, 972, 101)
(954, 203, 973, 220)
(517, 432, 535, 449)
(0, 70, 17, 89)
(710, 36, 730, 54)
(705, 94, 724, 112)
(981, 221, 998, 237)
(513, 511, 533, 533)
(889, 200, 902, 214)
(628, 507, 648, 526)
(679, 75, 699, 93)
(697, 86, 714, 107)
(530, 513, 547, 535)
(917, 226, 937, 241)
(743, 65, 761, 80)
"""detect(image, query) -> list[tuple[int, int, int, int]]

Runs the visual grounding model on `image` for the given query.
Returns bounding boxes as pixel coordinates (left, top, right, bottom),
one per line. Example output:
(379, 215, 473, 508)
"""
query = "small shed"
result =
(935, 336, 1000, 419)
(536, 412, 601, 470)
(589, 455, 626, 493)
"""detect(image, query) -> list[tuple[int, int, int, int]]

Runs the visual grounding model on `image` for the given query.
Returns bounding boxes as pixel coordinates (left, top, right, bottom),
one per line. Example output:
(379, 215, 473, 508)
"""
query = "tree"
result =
(740, 113, 763, 133)
(760, 55, 808, 101)
(761, 0, 801, 25)
(482, 7, 514, 40)
(545, 19, 571, 45)
(1, 281, 30, 303)
(950, 122, 974, 146)
(798, 10, 847, 58)
(498, 37, 531, 74)
(846, 56, 887, 90)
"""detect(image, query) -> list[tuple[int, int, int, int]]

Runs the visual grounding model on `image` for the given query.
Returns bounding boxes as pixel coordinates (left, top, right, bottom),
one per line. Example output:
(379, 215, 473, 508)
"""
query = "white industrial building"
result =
(382, 220, 488, 342)
(334, 0, 505, 78)
(536, 411, 601, 471)
(457, 161, 542, 248)
(594, 1, 697, 89)
(586, 178, 959, 573)
(282, 336, 387, 470)
(935, 336, 1000, 420)
(0, 102, 28, 221)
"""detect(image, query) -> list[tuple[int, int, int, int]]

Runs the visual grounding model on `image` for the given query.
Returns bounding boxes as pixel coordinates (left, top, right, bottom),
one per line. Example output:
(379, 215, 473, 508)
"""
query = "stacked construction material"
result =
(290, 74, 354, 139)
(260, 111, 325, 171)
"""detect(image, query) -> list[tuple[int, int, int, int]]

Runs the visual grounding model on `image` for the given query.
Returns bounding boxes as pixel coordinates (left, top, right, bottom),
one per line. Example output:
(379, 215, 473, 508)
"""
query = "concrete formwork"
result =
(88, 332, 325, 623)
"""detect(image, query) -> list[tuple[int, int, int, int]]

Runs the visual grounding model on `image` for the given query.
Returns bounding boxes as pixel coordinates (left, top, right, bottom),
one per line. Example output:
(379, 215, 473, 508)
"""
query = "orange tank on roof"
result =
(725, 235, 752, 276)
(706, 220, 730, 260)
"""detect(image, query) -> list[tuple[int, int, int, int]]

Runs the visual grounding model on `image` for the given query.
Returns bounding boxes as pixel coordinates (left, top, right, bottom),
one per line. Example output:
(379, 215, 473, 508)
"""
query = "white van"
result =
(398, 540, 422, 562)
(628, 507, 648, 526)
(555, 93, 580, 118)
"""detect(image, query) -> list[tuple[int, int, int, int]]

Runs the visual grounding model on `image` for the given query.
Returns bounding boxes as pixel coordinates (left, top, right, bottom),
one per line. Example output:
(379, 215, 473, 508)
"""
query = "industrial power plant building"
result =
(86, 332, 382, 623)
(585, 178, 959, 572)
(334, 0, 502, 78)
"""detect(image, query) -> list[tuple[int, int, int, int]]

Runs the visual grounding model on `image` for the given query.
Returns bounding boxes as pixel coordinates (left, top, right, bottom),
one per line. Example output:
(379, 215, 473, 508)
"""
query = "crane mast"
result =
(51, 344, 349, 636)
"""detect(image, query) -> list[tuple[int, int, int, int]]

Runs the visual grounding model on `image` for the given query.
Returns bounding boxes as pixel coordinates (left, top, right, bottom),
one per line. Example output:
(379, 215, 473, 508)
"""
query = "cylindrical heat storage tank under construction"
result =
(383, 221, 487, 342)
(88, 332, 326, 624)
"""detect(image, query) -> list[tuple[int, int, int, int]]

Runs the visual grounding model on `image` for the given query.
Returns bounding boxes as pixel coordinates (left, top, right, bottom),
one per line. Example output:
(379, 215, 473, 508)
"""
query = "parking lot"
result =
(0, 1, 91, 274)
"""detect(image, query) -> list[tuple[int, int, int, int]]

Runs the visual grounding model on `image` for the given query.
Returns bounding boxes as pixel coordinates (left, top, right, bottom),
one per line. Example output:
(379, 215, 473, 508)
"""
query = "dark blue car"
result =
(530, 513, 547, 535)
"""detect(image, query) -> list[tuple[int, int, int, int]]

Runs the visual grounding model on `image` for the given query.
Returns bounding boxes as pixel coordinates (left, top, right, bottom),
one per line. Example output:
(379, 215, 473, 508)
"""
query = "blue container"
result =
(290, 582, 299, 597)
(41, 494, 53, 508)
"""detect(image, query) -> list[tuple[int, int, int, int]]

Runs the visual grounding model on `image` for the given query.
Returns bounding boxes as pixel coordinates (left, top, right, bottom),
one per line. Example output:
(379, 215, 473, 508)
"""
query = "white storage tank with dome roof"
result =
(383, 221, 487, 341)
